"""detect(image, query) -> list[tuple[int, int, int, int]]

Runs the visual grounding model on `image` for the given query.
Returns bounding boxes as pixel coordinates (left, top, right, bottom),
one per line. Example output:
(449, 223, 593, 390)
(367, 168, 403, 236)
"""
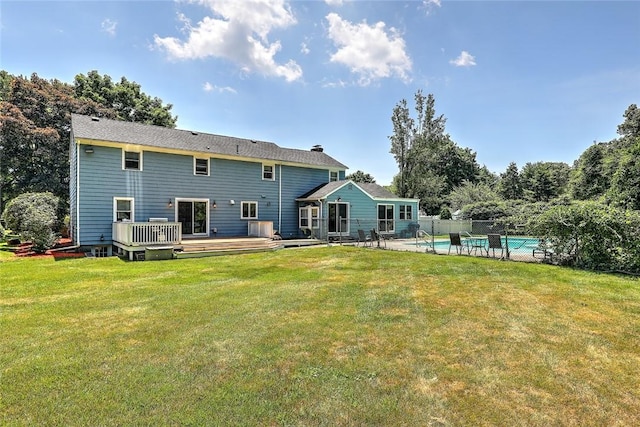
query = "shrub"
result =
(439, 206, 452, 220)
(1, 192, 59, 253)
(461, 201, 509, 220)
(528, 201, 640, 273)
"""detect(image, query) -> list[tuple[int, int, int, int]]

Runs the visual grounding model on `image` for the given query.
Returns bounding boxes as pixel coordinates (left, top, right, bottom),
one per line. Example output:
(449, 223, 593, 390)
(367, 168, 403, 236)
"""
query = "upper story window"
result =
(400, 205, 413, 220)
(329, 171, 339, 182)
(241, 201, 258, 219)
(194, 157, 209, 176)
(114, 197, 134, 222)
(123, 150, 142, 171)
(263, 164, 275, 180)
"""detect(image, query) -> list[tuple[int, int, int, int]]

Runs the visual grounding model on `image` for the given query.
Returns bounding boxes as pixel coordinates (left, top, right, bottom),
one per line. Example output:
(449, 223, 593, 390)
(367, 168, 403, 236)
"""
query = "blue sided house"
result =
(69, 114, 420, 259)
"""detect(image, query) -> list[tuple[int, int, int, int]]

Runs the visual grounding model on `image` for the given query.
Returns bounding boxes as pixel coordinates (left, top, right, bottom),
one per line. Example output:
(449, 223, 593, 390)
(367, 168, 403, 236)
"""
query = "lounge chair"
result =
(487, 234, 504, 259)
(370, 229, 387, 249)
(357, 229, 372, 247)
(448, 232, 465, 255)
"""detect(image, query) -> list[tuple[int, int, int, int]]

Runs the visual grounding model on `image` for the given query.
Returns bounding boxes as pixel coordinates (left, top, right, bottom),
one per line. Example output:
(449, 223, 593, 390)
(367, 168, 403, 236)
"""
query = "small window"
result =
(194, 158, 209, 176)
(114, 198, 134, 222)
(263, 164, 274, 180)
(329, 171, 338, 182)
(123, 150, 142, 170)
(400, 205, 413, 220)
(241, 201, 258, 219)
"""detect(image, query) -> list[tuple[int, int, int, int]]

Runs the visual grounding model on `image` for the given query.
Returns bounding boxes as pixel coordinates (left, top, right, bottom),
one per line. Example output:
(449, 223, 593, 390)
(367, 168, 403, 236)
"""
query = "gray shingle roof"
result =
(297, 180, 404, 201)
(71, 114, 347, 169)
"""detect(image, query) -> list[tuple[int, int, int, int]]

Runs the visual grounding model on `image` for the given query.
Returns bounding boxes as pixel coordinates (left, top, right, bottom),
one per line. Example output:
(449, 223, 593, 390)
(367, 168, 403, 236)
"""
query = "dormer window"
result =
(329, 171, 338, 182)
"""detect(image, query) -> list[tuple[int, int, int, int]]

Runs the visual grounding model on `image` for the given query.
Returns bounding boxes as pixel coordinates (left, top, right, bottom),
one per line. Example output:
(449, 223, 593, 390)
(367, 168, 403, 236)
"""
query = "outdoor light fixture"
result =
(85, 146, 94, 154)
(168, 199, 173, 208)
(213, 200, 217, 208)
(100, 234, 104, 241)
(229, 200, 235, 205)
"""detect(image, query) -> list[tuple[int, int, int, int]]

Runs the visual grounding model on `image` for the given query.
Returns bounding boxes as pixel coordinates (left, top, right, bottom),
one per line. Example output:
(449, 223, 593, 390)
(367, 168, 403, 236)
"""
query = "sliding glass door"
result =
(177, 200, 208, 236)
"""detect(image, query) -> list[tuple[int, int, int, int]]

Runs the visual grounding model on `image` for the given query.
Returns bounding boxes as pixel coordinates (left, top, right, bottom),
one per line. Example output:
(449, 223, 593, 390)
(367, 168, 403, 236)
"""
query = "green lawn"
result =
(1, 247, 639, 426)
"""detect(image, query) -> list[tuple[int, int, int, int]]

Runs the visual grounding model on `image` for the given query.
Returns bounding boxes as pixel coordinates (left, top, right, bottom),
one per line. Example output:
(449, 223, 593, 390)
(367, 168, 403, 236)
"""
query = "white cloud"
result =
(422, 0, 441, 15)
(154, 0, 302, 82)
(325, 13, 412, 86)
(300, 42, 310, 55)
(450, 50, 476, 67)
(101, 18, 117, 37)
(203, 82, 237, 93)
(325, 0, 344, 6)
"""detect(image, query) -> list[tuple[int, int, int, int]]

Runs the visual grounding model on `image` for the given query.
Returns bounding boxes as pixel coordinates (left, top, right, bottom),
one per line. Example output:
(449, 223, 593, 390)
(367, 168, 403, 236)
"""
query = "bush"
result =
(439, 206, 452, 220)
(461, 201, 509, 220)
(1, 192, 59, 253)
(528, 201, 640, 273)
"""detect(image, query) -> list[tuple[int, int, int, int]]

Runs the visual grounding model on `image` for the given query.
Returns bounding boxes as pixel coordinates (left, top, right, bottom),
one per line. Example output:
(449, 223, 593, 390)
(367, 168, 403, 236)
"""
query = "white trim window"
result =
(399, 205, 413, 220)
(123, 150, 142, 171)
(114, 197, 135, 222)
(329, 171, 339, 182)
(262, 164, 275, 181)
(194, 157, 209, 176)
(241, 201, 258, 219)
(378, 204, 395, 233)
(299, 206, 320, 229)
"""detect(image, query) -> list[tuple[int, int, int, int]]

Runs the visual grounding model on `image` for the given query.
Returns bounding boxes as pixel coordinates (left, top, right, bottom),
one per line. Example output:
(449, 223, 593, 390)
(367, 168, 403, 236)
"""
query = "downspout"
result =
(278, 164, 282, 233)
(76, 141, 81, 246)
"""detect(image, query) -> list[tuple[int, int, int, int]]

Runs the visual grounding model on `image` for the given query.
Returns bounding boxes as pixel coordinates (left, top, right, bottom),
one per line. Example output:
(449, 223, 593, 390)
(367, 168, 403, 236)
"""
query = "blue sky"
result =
(2, 0, 639, 185)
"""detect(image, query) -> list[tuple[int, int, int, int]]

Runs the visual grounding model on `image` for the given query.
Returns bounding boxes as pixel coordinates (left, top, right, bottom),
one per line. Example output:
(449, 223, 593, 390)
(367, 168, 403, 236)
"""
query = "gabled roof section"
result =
(297, 180, 416, 202)
(71, 114, 347, 169)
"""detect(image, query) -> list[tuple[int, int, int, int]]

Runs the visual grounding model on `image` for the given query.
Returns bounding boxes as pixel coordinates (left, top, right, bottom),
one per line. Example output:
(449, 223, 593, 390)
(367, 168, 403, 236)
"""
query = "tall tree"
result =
(345, 170, 376, 184)
(498, 162, 523, 200)
(389, 91, 480, 214)
(520, 162, 571, 202)
(569, 143, 610, 200)
(0, 71, 177, 211)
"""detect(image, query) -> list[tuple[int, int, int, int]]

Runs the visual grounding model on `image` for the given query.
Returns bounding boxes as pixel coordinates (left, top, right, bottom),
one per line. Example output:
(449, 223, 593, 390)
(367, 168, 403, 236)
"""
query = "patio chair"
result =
(448, 232, 465, 255)
(357, 229, 372, 247)
(487, 233, 504, 259)
(370, 229, 387, 249)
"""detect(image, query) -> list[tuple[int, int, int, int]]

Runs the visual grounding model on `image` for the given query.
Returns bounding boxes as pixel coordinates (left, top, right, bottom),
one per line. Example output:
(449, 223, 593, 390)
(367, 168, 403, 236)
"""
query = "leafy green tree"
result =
(345, 170, 376, 183)
(460, 201, 509, 220)
(520, 162, 570, 202)
(74, 71, 177, 127)
(497, 162, 523, 200)
(0, 71, 177, 210)
(617, 104, 640, 141)
(569, 143, 610, 200)
(448, 180, 499, 211)
(607, 138, 640, 210)
(389, 91, 481, 214)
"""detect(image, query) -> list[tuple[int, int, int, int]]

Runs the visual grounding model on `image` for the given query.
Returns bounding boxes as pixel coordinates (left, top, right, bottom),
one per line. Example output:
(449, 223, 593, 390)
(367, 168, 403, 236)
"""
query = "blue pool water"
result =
(413, 237, 541, 251)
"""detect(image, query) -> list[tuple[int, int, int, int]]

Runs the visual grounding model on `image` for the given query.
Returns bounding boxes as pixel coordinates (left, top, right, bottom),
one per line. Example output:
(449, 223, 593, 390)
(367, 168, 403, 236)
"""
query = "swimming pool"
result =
(413, 237, 541, 251)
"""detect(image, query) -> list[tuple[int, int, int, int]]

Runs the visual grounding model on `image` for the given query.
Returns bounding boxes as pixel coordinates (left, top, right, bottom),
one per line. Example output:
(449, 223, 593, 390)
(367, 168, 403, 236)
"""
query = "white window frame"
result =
(194, 157, 210, 176)
(122, 150, 143, 171)
(262, 163, 275, 181)
(377, 203, 395, 233)
(299, 206, 320, 229)
(241, 201, 258, 219)
(113, 197, 135, 222)
(400, 205, 413, 220)
(329, 170, 339, 182)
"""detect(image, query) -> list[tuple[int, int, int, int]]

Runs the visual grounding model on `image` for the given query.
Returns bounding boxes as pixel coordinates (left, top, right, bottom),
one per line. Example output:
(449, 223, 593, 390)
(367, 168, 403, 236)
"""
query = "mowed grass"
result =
(1, 246, 639, 426)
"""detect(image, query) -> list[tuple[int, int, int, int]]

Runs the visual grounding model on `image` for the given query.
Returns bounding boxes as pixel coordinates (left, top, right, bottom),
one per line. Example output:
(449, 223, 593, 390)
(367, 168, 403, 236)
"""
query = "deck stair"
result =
(174, 237, 283, 258)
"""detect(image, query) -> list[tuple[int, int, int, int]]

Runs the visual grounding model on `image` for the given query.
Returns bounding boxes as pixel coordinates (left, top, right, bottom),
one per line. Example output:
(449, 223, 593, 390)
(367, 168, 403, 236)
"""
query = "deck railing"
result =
(112, 222, 182, 246)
